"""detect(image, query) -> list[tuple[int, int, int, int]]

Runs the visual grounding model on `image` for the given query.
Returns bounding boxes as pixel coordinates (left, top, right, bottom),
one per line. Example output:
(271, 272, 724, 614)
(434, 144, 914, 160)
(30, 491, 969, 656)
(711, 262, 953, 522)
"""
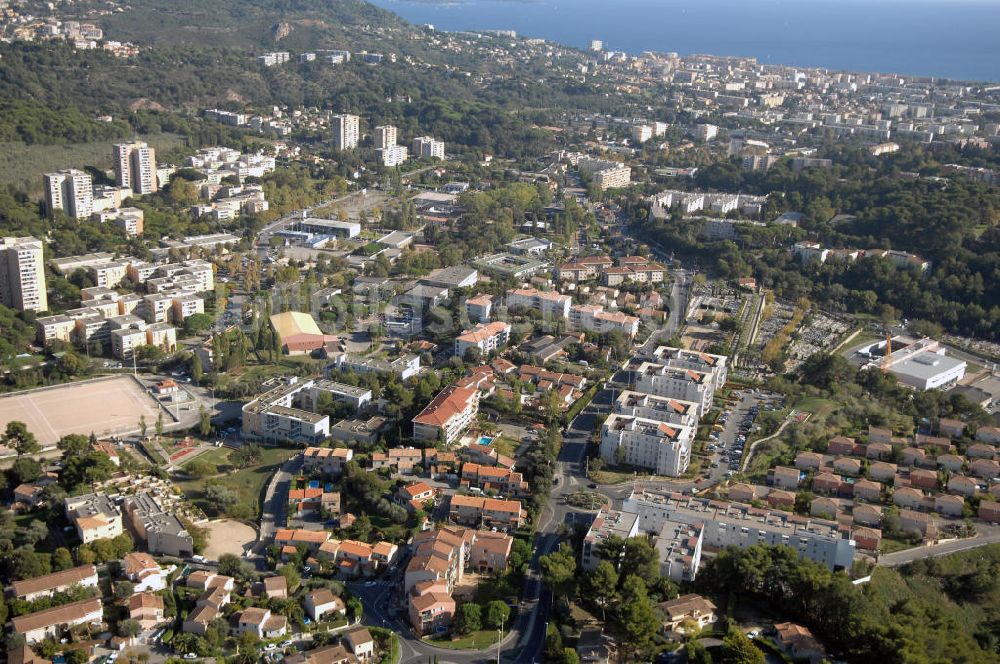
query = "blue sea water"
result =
(367, 0, 1000, 82)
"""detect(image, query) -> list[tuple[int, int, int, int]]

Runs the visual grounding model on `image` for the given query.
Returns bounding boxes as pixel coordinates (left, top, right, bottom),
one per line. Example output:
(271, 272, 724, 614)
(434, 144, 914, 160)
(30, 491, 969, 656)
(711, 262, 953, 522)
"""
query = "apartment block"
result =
(623, 490, 856, 571)
(332, 114, 361, 150)
(448, 495, 523, 529)
(44, 169, 93, 218)
(577, 158, 631, 189)
(64, 493, 123, 543)
(634, 361, 715, 416)
(377, 145, 409, 167)
(454, 321, 511, 358)
(412, 383, 480, 445)
(580, 507, 640, 571)
(122, 493, 194, 557)
(569, 304, 640, 338)
(0, 237, 47, 312)
(505, 287, 571, 319)
(612, 390, 700, 429)
(600, 414, 694, 476)
(411, 136, 445, 159)
(113, 141, 158, 194)
(374, 125, 398, 149)
(652, 346, 729, 389)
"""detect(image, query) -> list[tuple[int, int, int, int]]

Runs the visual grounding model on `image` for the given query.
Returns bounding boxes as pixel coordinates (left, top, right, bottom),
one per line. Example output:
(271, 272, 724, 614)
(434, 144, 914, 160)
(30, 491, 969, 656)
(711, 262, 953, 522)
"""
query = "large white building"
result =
(569, 304, 640, 338)
(613, 390, 700, 429)
(412, 383, 479, 445)
(332, 114, 361, 150)
(241, 378, 332, 445)
(374, 125, 398, 149)
(652, 346, 729, 389)
(113, 141, 158, 194)
(580, 508, 639, 571)
(865, 338, 967, 391)
(412, 136, 445, 159)
(600, 414, 693, 476)
(577, 158, 631, 189)
(506, 287, 571, 320)
(454, 321, 511, 358)
(44, 169, 93, 219)
(623, 490, 856, 571)
(0, 237, 47, 312)
(634, 361, 715, 416)
(377, 145, 409, 167)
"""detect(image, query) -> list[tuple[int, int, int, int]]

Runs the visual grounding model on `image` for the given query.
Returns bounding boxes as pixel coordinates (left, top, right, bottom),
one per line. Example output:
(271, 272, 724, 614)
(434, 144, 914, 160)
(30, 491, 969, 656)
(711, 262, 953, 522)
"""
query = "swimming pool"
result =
(478, 436, 493, 446)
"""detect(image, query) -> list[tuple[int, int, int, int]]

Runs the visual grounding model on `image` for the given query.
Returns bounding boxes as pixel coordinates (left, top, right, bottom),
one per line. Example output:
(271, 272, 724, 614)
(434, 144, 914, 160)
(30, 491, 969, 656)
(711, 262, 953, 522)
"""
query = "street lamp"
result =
(496, 612, 504, 664)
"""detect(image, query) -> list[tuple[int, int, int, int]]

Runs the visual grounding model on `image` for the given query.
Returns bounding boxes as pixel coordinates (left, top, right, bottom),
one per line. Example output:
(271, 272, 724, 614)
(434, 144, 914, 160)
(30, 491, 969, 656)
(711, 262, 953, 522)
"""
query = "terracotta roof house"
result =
(975, 427, 1000, 444)
(937, 454, 965, 472)
(967, 444, 996, 460)
(771, 466, 802, 490)
(303, 588, 346, 622)
(128, 592, 164, 630)
(263, 576, 288, 599)
(948, 475, 979, 497)
(10, 565, 98, 601)
(979, 500, 1000, 523)
(827, 436, 857, 455)
(869, 461, 898, 483)
(893, 487, 928, 510)
(811, 472, 844, 495)
(658, 594, 717, 634)
(794, 452, 823, 471)
(866, 443, 892, 460)
(852, 504, 882, 527)
(916, 434, 952, 454)
(901, 447, 928, 467)
(898, 509, 937, 539)
(938, 419, 966, 438)
(766, 489, 795, 509)
(810, 497, 839, 520)
(728, 483, 757, 504)
(774, 622, 826, 663)
(852, 479, 882, 502)
(852, 527, 882, 551)
(833, 457, 862, 477)
(934, 494, 966, 517)
(909, 469, 939, 491)
(344, 627, 375, 661)
(970, 458, 1000, 479)
(10, 598, 103, 644)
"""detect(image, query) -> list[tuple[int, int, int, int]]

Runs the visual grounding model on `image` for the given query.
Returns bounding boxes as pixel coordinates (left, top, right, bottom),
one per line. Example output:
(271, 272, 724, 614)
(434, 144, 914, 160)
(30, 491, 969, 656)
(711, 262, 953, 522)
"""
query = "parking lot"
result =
(705, 391, 785, 481)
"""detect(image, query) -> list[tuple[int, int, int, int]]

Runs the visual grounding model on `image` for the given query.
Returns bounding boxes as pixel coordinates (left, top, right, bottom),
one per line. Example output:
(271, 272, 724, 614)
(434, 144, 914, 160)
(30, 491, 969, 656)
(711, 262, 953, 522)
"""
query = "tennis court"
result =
(0, 376, 165, 447)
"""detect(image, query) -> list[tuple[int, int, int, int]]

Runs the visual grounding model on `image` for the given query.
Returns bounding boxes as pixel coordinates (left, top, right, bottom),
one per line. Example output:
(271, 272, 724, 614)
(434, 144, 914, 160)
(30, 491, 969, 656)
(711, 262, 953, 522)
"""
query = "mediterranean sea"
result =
(367, 0, 1000, 82)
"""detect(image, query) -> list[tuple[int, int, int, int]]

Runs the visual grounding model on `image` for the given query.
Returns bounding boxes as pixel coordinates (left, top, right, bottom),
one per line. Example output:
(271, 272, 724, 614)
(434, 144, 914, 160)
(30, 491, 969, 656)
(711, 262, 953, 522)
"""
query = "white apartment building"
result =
(652, 346, 729, 389)
(569, 304, 640, 338)
(695, 123, 718, 141)
(113, 141, 158, 194)
(44, 169, 93, 218)
(623, 490, 856, 571)
(377, 145, 409, 167)
(454, 321, 511, 358)
(613, 390, 700, 429)
(332, 114, 361, 150)
(412, 383, 479, 445)
(0, 237, 47, 312)
(65, 493, 123, 543)
(580, 508, 640, 571)
(374, 125, 398, 149)
(506, 287, 571, 319)
(412, 136, 445, 159)
(631, 124, 653, 143)
(634, 361, 714, 416)
(600, 414, 693, 476)
(577, 158, 631, 189)
(242, 380, 331, 445)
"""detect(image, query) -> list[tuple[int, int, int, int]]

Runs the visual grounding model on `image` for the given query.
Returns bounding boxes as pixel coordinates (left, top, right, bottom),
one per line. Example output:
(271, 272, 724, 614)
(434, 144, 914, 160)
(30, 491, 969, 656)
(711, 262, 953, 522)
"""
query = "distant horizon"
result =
(370, 0, 1000, 81)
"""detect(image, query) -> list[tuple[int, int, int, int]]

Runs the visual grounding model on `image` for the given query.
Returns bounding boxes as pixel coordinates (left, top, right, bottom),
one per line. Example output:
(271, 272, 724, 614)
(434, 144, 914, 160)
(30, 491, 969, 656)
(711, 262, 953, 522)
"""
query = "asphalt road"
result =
(256, 456, 301, 553)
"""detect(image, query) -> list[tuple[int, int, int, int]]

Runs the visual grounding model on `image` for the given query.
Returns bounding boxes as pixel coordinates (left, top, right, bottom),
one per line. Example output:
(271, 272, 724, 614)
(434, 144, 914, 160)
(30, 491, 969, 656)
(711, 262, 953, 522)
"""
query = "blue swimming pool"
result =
(478, 436, 493, 446)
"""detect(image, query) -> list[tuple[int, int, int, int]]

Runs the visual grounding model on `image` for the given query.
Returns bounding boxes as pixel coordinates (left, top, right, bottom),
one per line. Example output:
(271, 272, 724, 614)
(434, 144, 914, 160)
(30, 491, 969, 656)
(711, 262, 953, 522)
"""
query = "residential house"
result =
(948, 475, 979, 497)
(397, 482, 436, 512)
(812, 472, 844, 495)
(469, 532, 513, 574)
(852, 527, 882, 551)
(853, 504, 883, 527)
(412, 384, 480, 445)
(771, 466, 801, 490)
(866, 443, 892, 460)
(263, 576, 288, 599)
(967, 444, 996, 460)
(893, 487, 927, 510)
(869, 461, 898, 483)
(728, 483, 757, 504)
(344, 628, 375, 661)
(122, 552, 169, 592)
(448, 495, 523, 530)
(236, 607, 287, 639)
(658, 594, 717, 634)
(852, 479, 882, 503)
(128, 592, 164, 630)
(833, 458, 862, 477)
(794, 452, 823, 471)
(303, 589, 346, 622)
(938, 419, 966, 438)
(901, 447, 928, 467)
(10, 598, 103, 644)
(10, 565, 98, 601)
(935, 494, 966, 517)
(970, 458, 1000, 479)
(302, 447, 354, 476)
(975, 427, 1000, 444)
(766, 489, 795, 509)
(979, 500, 1000, 523)
(408, 582, 455, 635)
(868, 426, 892, 444)
(810, 497, 839, 520)
(937, 454, 965, 473)
(774, 622, 827, 663)
(899, 509, 937, 539)
(909, 469, 939, 491)
(827, 436, 857, 455)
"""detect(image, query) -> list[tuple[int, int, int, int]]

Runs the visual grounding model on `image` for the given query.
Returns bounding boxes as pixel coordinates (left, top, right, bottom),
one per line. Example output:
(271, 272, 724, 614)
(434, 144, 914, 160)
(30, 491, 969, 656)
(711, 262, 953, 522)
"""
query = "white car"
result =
(184, 654, 198, 661)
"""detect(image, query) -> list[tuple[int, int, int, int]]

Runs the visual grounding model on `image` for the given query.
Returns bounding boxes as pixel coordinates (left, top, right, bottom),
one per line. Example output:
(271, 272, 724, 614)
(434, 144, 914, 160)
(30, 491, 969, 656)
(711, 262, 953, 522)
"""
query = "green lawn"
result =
(879, 537, 918, 554)
(794, 396, 839, 423)
(423, 629, 501, 650)
(588, 466, 636, 484)
(176, 445, 298, 517)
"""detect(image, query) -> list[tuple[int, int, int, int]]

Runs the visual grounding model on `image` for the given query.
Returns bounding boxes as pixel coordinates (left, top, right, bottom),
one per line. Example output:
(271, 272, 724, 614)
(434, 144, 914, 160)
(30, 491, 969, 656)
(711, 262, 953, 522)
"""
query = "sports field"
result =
(0, 376, 165, 447)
